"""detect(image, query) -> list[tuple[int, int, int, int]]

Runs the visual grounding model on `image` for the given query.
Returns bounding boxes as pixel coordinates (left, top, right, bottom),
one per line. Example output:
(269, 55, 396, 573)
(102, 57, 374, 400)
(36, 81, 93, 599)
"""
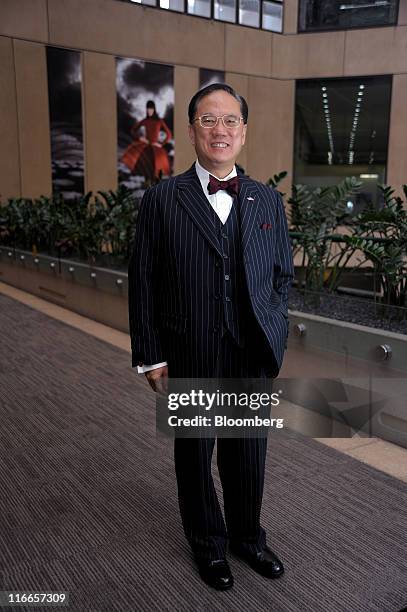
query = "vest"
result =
(209, 195, 254, 347)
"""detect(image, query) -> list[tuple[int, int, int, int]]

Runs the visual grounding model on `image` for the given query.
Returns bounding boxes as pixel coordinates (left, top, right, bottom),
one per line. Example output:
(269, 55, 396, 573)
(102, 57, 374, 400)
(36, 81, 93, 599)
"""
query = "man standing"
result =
(128, 84, 294, 590)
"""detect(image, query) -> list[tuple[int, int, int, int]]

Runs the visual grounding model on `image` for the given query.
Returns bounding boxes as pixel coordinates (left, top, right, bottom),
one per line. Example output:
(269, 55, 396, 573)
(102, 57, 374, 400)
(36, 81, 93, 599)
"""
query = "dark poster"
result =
(199, 68, 225, 89)
(46, 47, 84, 199)
(116, 57, 174, 192)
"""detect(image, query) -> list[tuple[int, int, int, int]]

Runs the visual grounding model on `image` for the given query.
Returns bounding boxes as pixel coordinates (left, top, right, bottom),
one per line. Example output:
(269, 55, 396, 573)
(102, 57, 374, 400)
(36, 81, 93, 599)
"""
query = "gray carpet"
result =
(0, 293, 406, 612)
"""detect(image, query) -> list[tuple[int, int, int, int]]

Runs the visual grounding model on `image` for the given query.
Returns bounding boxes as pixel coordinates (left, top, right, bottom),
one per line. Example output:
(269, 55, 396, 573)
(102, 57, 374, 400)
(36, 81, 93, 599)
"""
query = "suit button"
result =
(223, 253, 229, 259)
(224, 274, 230, 281)
(213, 326, 219, 333)
(215, 260, 221, 268)
(214, 294, 220, 300)
(221, 233, 228, 239)
(225, 297, 231, 302)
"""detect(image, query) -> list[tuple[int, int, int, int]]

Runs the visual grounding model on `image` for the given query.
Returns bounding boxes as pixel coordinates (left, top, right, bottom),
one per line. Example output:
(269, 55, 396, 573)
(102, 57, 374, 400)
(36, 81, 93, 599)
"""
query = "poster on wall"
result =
(46, 47, 84, 199)
(116, 58, 174, 192)
(199, 68, 225, 89)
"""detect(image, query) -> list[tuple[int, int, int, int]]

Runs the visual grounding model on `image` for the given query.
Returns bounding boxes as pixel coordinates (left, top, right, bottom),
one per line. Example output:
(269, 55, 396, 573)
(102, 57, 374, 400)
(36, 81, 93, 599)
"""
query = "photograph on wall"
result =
(116, 57, 174, 192)
(46, 46, 84, 199)
(199, 68, 225, 89)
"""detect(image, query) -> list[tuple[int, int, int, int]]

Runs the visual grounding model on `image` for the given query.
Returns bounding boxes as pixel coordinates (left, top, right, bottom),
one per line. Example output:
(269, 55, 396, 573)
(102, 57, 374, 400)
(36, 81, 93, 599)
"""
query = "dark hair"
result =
(146, 99, 159, 119)
(188, 83, 248, 125)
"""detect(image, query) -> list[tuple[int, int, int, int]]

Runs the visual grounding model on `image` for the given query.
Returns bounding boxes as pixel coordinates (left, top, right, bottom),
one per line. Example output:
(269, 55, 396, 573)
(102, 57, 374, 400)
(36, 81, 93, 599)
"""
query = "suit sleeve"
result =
(273, 191, 295, 317)
(128, 186, 165, 368)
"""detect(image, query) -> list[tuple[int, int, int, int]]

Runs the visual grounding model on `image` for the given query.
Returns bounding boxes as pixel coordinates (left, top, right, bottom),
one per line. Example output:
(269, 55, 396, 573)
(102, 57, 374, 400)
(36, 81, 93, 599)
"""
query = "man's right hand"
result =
(145, 366, 168, 393)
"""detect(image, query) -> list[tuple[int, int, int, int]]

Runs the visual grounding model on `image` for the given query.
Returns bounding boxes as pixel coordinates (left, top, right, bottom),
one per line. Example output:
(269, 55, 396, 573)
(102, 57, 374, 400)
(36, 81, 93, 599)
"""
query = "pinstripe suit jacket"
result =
(128, 162, 294, 378)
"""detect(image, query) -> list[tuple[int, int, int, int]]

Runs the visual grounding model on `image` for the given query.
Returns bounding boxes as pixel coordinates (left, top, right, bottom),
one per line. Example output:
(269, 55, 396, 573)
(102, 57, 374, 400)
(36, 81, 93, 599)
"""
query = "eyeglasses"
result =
(192, 114, 244, 129)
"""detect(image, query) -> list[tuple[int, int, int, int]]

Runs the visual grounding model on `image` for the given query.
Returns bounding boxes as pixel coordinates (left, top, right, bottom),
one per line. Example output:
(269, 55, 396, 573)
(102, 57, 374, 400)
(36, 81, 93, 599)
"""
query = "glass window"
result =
(262, 1, 283, 32)
(159, 0, 184, 11)
(298, 0, 399, 32)
(214, 0, 236, 22)
(187, 0, 211, 17)
(121, 0, 157, 6)
(128, 0, 157, 5)
(294, 76, 392, 209)
(239, 0, 260, 27)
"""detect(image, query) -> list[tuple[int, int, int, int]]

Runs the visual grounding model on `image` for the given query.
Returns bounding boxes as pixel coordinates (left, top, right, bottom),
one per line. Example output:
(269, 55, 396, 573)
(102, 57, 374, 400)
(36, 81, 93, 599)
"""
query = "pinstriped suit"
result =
(128, 162, 294, 378)
(128, 162, 294, 559)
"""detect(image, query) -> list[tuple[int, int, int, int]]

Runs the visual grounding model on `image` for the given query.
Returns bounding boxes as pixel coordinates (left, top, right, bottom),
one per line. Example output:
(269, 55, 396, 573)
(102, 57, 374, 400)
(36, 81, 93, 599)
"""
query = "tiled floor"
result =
(1, 279, 406, 484)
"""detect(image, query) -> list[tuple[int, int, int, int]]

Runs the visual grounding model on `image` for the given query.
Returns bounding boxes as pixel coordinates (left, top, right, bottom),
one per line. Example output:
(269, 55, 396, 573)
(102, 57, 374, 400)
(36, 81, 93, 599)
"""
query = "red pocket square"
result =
(260, 222, 272, 230)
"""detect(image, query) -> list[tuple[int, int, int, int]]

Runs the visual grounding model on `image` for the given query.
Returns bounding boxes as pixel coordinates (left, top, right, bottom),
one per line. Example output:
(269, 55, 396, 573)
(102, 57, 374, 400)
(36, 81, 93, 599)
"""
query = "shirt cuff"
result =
(137, 361, 168, 374)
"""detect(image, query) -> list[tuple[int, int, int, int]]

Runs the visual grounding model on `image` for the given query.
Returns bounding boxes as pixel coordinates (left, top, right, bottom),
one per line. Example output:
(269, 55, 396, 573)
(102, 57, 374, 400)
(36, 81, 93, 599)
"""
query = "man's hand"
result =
(145, 365, 168, 393)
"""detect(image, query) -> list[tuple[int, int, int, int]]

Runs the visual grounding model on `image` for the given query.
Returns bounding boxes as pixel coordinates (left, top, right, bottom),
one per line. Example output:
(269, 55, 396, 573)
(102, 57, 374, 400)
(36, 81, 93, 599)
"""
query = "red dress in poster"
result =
(121, 101, 172, 180)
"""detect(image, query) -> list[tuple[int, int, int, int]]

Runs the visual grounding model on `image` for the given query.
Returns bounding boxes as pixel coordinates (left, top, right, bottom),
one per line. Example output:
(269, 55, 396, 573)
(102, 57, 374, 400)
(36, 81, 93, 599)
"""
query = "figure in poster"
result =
(121, 100, 172, 180)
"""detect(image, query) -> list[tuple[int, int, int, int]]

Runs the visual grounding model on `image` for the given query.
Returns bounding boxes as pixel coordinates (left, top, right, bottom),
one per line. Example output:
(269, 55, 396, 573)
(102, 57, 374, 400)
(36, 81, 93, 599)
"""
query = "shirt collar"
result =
(195, 158, 237, 195)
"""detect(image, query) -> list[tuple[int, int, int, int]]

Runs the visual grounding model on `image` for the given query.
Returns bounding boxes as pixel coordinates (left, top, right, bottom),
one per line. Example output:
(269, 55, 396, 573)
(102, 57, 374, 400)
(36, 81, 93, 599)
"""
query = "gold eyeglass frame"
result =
(192, 114, 244, 129)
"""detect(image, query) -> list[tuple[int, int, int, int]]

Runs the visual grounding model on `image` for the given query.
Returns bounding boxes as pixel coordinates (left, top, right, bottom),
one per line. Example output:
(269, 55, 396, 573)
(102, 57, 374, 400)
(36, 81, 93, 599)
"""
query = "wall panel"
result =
(0, 0, 48, 43)
(225, 25, 272, 77)
(48, 0, 225, 71)
(344, 27, 402, 76)
(0, 36, 20, 200)
(387, 73, 407, 193)
(174, 65, 199, 174)
(14, 40, 52, 198)
(283, 0, 299, 34)
(225, 72, 249, 172)
(246, 76, 295, 192)
(272, 30, 345, 79)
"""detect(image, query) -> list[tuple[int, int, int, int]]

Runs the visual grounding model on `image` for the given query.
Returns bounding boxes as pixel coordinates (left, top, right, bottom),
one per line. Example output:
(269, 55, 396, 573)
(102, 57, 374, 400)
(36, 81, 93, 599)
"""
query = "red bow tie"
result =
(207, 175, 239, 198)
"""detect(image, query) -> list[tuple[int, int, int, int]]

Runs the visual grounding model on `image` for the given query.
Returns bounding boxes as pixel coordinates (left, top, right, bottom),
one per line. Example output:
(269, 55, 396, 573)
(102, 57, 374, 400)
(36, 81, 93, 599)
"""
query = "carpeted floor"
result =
(0, 293, 406, 612)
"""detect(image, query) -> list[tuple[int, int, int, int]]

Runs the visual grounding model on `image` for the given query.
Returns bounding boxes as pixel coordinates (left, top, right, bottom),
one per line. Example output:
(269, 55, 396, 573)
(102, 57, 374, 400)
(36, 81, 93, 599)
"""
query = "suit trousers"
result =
(173, 326, 271, 561)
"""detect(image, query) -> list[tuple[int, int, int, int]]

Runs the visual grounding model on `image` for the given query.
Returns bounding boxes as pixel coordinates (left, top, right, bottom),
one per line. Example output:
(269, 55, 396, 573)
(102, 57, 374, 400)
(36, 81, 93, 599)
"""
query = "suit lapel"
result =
(177, 163, 223, 257)
(237, 174, 261, 254)
(176, 163, 261, 256)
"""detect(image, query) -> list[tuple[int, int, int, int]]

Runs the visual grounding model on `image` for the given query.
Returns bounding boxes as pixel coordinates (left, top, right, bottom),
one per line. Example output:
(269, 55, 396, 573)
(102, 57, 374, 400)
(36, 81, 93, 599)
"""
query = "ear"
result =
(241, 123, 247, 146)
(188, 123, 195, 146)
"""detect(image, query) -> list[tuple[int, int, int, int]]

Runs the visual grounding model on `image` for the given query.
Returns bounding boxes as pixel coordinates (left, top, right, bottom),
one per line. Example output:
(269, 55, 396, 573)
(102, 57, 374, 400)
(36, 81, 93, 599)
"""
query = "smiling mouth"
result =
(211, 143, 229, 148)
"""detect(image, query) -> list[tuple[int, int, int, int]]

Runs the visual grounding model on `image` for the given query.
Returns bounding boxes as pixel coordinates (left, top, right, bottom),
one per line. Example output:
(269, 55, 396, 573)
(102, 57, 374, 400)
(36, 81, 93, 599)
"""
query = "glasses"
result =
(192, 114, 244, 129)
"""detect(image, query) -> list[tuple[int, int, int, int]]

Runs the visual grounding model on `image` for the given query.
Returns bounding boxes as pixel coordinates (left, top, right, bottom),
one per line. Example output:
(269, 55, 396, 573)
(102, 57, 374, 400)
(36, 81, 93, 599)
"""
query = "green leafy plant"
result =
(346, 185, 407, 310)
(96, 185, 139, 263)
(0, 187, 141, 266)
(266, 171, 288, 198)
(270, 172, 407, 313)
(286, 177, 363, 294)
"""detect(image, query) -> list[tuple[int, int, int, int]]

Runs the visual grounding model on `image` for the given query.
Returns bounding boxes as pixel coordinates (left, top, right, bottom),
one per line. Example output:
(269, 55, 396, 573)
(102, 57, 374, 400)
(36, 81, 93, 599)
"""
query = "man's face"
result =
(188, 90, 247, 177)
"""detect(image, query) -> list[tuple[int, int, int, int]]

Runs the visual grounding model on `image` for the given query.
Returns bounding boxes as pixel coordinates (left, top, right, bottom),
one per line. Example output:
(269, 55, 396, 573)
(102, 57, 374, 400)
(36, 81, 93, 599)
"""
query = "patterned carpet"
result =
(0, 293, 406, 612)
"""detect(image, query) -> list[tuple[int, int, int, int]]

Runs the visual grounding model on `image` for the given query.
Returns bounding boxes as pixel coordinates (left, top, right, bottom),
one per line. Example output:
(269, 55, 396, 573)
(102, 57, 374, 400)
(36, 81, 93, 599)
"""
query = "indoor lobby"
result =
(1, 1, 407, 610)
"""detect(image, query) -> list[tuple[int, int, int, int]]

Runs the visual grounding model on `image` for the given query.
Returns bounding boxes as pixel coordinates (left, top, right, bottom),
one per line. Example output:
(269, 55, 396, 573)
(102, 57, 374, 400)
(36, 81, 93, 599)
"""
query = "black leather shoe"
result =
(196, 558, 234, 590)
(230, 545, 284, 578)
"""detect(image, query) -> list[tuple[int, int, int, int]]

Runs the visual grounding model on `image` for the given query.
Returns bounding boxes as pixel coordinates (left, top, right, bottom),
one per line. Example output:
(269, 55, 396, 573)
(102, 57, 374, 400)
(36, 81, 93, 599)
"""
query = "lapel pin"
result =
(247, 196, 255, 201)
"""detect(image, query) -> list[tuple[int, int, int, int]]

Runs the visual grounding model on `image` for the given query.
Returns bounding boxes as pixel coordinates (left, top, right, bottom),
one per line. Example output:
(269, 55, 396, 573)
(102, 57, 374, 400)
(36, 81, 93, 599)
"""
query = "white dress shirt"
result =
(137, 159, 236, 373)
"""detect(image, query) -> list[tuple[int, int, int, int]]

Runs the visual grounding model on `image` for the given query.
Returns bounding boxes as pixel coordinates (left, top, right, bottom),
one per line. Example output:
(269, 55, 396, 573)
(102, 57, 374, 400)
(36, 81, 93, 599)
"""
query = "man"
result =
(128, 83, 294, 590)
